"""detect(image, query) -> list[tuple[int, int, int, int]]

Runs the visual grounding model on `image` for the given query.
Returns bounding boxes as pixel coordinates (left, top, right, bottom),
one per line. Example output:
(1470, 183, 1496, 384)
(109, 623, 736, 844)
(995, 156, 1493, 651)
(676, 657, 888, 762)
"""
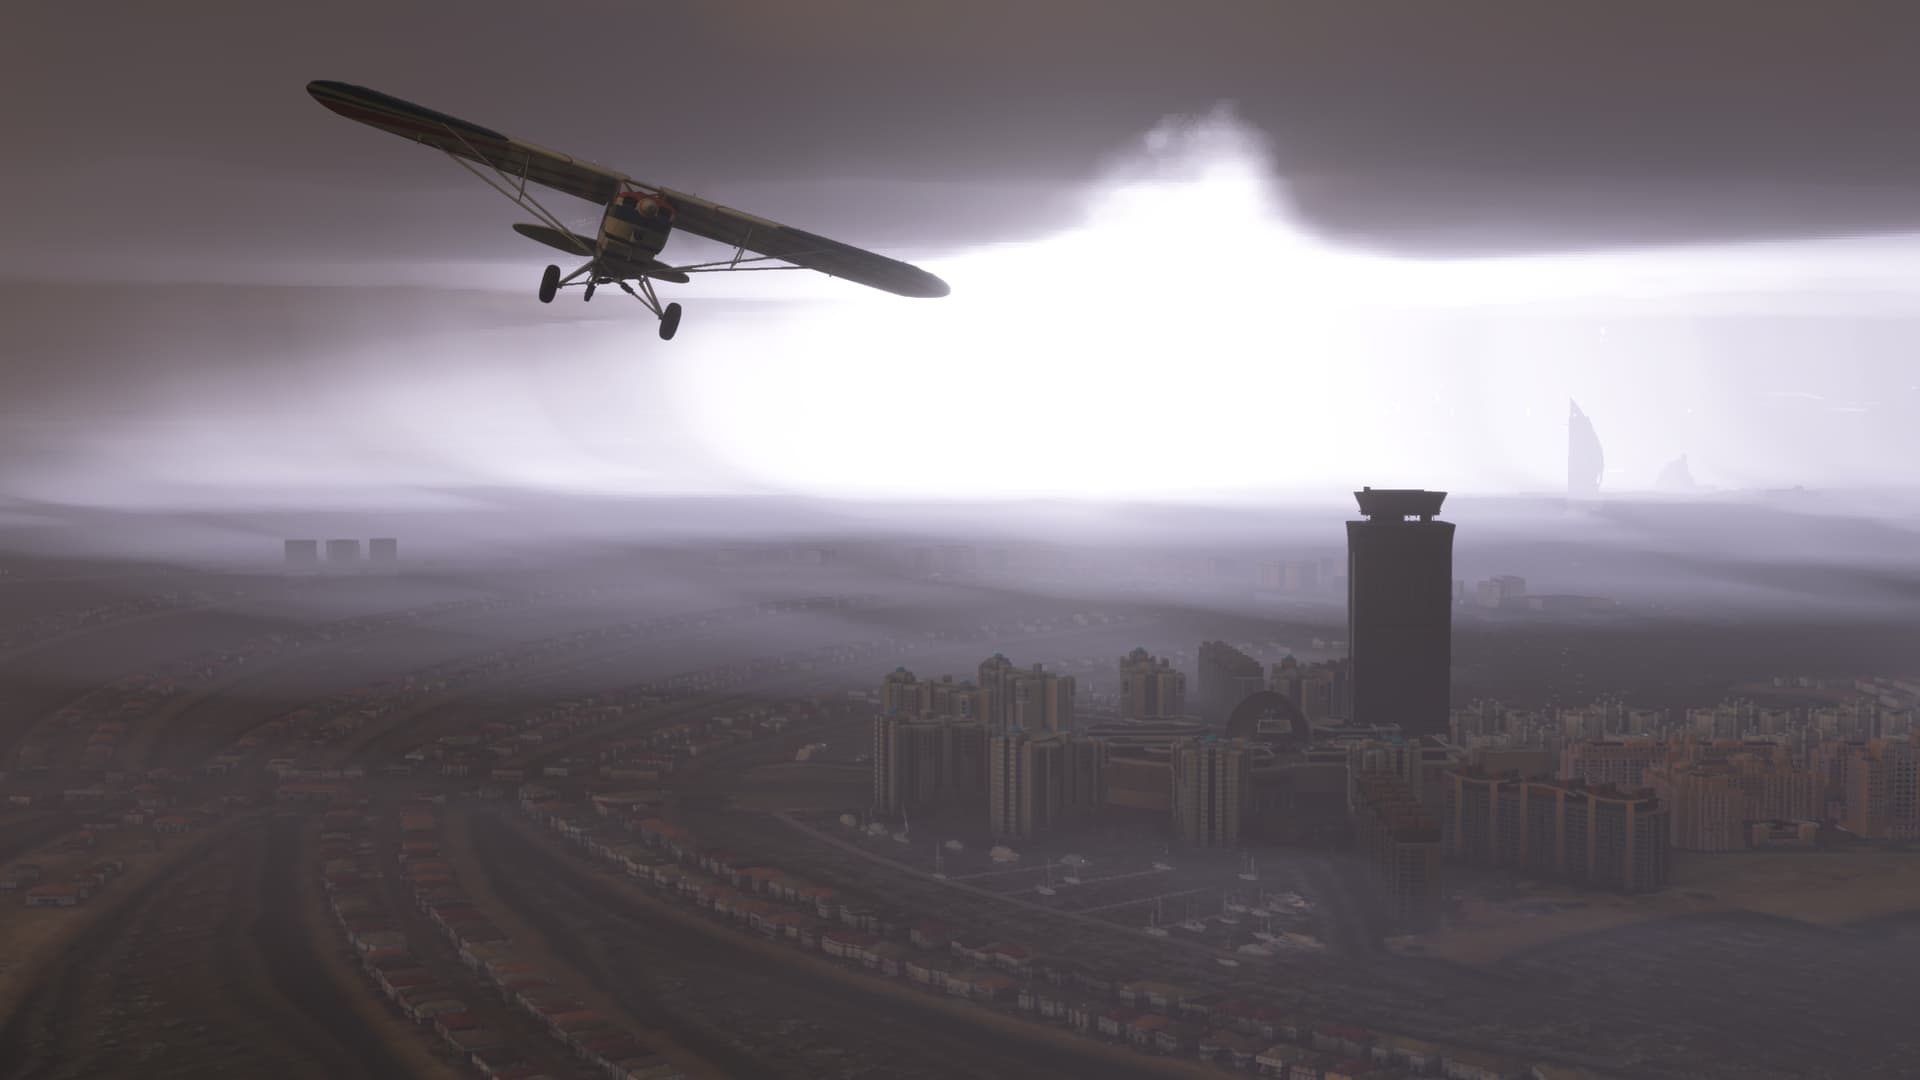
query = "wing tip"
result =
(903, 268, 951, 299)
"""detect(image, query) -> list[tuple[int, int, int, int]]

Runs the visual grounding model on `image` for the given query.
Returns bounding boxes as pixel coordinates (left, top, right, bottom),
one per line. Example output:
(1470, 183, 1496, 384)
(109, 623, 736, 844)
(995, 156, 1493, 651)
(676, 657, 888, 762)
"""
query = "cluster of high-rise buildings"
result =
(870, 484, 1920, 934)
(1451, 693, 1920, 850)
(1559, 733, 1920, 850)
(1455, 696, 1915, 752)
(1253, 557, 1344, 596)
(872, 655, 1091, 836)
(1118, 647, 1186, 721)
(874, 647, 1269, 845)
(867, 490, 1467, 900)
(1442, 771, 1671, 893)
(873, 641, 1377, 851)
(869, 488, 1844, 920)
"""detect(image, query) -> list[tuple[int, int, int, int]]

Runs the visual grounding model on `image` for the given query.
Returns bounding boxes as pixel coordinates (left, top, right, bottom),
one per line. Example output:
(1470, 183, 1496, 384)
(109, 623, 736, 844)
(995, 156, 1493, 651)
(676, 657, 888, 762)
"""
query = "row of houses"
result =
(519, 794, 1549, 1079)
(321, 801, 686, 1080)
(203, 590, 709, 781)
(17, 856, 126, 908)
(384, 604, 803, 779)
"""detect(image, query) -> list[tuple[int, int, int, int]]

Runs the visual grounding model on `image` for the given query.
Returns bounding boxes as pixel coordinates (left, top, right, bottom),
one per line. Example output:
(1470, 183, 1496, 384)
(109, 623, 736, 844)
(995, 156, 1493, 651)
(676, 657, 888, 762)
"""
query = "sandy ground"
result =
(1396, 849, 1920, 965)
(0, 821, 184, 1021)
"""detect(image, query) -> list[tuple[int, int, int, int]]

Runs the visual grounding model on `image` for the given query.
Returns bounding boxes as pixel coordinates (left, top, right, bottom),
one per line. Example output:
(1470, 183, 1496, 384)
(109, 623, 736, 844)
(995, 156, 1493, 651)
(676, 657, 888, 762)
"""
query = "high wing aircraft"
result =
(307, 81, 950, 340)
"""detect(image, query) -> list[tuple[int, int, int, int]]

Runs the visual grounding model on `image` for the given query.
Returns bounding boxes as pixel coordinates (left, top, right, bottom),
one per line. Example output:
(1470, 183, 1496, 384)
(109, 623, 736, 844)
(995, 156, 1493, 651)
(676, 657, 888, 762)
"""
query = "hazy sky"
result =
(5, 2, 1920, 504)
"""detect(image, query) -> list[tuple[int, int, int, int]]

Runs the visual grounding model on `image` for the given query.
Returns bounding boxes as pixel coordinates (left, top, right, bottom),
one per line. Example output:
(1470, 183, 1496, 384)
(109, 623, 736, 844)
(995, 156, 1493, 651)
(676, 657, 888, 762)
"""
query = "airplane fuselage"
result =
(598, 191, 673, 273)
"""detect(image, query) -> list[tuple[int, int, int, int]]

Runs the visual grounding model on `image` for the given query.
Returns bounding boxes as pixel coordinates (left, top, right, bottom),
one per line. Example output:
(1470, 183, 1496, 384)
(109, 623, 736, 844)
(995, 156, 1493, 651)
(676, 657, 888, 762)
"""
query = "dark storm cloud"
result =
(9, 0, 1920, 270)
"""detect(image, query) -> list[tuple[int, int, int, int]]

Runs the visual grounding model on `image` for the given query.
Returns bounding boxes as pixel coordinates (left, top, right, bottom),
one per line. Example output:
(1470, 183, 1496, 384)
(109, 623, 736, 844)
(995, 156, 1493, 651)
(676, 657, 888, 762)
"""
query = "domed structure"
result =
(1224, 690, 1309, 745)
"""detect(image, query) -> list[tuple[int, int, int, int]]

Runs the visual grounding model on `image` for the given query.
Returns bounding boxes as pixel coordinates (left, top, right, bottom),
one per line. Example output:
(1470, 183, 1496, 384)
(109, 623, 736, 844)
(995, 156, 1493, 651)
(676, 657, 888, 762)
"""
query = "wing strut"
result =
(436, 123, 593, 258)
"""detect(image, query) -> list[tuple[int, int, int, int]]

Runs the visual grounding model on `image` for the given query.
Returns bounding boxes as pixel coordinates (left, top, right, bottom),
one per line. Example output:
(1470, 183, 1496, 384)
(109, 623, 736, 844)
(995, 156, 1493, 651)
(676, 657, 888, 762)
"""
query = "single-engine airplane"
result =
(307, 80, 950, 340)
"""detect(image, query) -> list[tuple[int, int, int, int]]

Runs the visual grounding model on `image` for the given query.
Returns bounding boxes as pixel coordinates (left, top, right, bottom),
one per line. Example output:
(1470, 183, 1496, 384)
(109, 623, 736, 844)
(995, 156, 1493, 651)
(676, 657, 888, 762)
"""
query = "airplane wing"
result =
(308, 80, 626, 206)
(309, 81, 949, 299)
(647, 187, 952, 299)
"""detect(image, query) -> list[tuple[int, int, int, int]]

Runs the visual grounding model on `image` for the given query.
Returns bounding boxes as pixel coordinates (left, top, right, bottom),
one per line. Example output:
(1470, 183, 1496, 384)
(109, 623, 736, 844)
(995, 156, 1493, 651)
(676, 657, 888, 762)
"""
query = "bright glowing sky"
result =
(6, 106, 1919, 508)
(644, 106, 1920, 501)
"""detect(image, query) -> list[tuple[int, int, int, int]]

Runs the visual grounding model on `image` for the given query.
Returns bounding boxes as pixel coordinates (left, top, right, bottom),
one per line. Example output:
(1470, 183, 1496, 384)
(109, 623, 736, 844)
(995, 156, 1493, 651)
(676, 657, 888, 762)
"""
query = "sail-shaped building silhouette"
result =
(1568, 399, 1604, 496)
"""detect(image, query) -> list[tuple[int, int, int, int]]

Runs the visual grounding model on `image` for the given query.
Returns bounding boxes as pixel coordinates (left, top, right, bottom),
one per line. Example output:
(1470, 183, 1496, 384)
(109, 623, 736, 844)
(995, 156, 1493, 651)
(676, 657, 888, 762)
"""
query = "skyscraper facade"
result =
(1443, 771, 1670, 893)
(1347, 488, 1455, 740)
(988, 731, 1024, 838)
(1171, 737, 1249, 848)
(874, 712, 987, 814)
(1351, 771, 1442, 928)
(988, 730, 1108, 838)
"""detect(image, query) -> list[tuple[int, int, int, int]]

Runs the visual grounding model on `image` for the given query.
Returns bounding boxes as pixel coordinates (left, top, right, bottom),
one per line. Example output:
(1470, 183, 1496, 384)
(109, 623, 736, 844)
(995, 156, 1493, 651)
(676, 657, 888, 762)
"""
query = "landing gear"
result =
(617, 277, 683, 342)
(542, 261, 682, 339)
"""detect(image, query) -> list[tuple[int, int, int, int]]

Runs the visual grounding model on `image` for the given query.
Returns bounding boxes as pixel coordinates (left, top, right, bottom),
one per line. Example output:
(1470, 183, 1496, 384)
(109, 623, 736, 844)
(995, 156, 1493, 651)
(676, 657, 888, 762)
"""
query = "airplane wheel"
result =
(659, 303, 683, 341)
(538, 265, 559, 304)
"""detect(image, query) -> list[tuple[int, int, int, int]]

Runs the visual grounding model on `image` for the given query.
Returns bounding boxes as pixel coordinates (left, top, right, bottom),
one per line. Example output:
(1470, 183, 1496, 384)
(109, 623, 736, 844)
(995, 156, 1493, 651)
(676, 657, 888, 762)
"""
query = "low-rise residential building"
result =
(24, 883, 84, 907)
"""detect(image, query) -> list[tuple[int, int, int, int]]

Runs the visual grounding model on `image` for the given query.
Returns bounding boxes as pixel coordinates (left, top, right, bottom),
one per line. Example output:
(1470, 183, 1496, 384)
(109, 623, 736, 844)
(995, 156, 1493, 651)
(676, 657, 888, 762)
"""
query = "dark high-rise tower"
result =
(1346, 488, 1455, 740)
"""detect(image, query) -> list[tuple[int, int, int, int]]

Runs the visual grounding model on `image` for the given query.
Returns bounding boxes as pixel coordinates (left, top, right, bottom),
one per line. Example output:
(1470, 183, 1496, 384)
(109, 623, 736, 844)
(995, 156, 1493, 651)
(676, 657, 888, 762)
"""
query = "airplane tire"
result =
(538, 265, 560, 304)
(659, 303, 683, 341)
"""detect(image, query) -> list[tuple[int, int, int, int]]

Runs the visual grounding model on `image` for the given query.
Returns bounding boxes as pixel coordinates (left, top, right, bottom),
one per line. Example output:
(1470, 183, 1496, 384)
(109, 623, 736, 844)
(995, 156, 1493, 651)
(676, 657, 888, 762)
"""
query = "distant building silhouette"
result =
(323, 539, 362, 568)
(1474, 575, 1527, 609)
(283, 539, 318, 570)
(1657, 453, 1696, 492)
(1284, 559, 1320, 594)
(1196, 640, 1265, 725)
(1119, 647, 1185, 721)
(1346, 488, 1454, 740)
(1569, 399, 1604, 496)
(369, 537, 399, 566)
